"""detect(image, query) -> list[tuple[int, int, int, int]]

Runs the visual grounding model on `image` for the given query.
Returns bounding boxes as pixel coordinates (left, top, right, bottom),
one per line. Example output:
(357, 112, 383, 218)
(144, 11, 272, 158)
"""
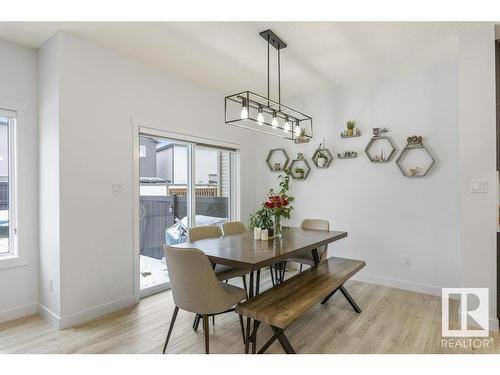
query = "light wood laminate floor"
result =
(1, 273, 499, 354)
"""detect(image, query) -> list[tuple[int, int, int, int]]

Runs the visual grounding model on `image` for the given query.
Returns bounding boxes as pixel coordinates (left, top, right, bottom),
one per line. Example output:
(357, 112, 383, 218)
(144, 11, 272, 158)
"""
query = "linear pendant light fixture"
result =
(225, 30, 313, 142)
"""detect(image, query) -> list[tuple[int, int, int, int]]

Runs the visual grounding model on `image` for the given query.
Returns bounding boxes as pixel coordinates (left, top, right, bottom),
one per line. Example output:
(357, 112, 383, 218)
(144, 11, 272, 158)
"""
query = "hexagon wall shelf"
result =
(365, 136, 396, 163)
(312, 147, 333, 168)
(266, 148, 290, 172)
(290, 154, 311, 180)
(396, 136, 435, 177)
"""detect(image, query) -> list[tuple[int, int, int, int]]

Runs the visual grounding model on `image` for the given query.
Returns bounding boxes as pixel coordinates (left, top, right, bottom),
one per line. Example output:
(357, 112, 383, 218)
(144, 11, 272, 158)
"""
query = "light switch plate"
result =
(470, 179, 488, 193)
(112, 184, 124, 194)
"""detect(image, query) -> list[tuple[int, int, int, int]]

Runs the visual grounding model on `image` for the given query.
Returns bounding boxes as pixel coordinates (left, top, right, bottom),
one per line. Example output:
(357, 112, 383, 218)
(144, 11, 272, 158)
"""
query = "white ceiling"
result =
(0, 22, 489, 98)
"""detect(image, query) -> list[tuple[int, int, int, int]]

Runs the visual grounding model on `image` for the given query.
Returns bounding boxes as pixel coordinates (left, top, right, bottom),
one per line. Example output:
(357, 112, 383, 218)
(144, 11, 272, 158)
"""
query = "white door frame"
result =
(131, 118, 241, 300)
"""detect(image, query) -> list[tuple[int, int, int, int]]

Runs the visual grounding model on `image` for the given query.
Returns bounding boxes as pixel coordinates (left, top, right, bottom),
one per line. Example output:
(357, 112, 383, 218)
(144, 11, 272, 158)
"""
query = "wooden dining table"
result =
(173, 226, 348, 298)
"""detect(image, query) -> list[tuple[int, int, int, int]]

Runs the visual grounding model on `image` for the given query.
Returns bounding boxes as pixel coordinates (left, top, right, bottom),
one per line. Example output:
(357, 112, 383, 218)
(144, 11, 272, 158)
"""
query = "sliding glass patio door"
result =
(138, 133, 239, 297)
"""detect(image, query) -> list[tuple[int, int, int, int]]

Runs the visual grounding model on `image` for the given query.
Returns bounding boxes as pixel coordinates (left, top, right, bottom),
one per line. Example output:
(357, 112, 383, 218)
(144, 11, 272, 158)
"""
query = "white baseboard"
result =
(0, 303, 37, 324)
(351, 272, 443, 296)
(37, 303, 61, 329)
(38, 296, 137, 329)
(58, 296, 137, 329)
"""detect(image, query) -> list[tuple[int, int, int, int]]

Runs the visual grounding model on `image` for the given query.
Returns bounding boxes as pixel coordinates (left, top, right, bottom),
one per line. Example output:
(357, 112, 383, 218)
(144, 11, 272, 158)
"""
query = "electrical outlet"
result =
(48, 277, 53, 292)
(403, 256, 412, 267)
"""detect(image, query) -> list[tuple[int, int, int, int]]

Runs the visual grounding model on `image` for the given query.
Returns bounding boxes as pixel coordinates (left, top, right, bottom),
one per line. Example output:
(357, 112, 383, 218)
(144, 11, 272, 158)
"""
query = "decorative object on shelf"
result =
(264, 170, 295, 237)
(365, 128, 396, 163)
(225, 30, 313, 142)
(294, 167, 305, 179)
(395, 135, 435, 177)
(290, 153, 311, 180)
(341, 121, 361, 138)
(266, 148, 290, 172)
(312, 141, 333, 168)
(337, 151, 359, 159)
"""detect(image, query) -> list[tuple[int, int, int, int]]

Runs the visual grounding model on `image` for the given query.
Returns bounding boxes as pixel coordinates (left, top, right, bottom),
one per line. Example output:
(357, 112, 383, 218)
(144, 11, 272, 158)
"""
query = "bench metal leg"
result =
(251, 320, 261, 354)
(271, 326, 296, 354)
(340, 285, 361, 313)
(238, 315, 246, 344)
(321, 284, 361, 313)
(321, 287, 339, 304)
(257, 328, 282, 353)
(245, 317, 251, 354)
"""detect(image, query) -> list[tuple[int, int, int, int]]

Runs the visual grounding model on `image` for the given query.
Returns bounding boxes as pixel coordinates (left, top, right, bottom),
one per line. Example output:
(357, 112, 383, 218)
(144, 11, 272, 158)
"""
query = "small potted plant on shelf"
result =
(294, 167, 305, 179)
(316, 150, 328, 167)
(346, 120, 356, 136)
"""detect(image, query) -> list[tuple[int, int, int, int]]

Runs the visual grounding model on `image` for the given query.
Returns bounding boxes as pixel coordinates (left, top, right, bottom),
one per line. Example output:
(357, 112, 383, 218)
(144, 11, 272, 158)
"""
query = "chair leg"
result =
(269, 266, 275, 286)
(212, 315, 215, 324)
(281, 262, 287, 282)
(299, 264, 303, 272)
(163, 306, 179, 354)
(203, 315, 210, 354)
(193, 313, 202, 331)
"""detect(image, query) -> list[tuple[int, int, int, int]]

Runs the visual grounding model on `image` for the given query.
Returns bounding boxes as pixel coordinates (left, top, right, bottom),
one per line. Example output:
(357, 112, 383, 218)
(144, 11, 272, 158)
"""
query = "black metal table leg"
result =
(311, 248, 320, 265)
(255, 269, 261, 295)
(248, 271, 254, 299)
(340, 285, 362, 313)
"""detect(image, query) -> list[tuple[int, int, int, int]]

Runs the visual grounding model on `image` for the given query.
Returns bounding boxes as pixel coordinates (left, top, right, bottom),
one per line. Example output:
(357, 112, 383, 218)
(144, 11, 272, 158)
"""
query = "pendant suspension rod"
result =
(267, 36, 270, 107)
(278, 45, 281, 111)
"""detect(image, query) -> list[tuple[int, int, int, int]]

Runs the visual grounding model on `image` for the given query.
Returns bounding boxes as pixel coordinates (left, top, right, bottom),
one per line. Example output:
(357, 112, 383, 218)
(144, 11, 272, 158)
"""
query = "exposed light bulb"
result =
(257, 106, 264, 125)
(272, 112, 278, 128)
(240, 99, 248, 119)
(283, 117, 291, 133)
(294, 122, 301, 137)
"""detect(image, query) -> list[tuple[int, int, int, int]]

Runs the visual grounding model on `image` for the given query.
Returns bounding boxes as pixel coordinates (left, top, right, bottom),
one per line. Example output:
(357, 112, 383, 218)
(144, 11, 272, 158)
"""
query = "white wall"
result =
(254, 26, 498, 328)
(38, 32, 257, 327)
(0, 39, 38, 323)
(255, 62, 461, 296)
(38, 34, 62, 322)
(458, 26, 497, 328)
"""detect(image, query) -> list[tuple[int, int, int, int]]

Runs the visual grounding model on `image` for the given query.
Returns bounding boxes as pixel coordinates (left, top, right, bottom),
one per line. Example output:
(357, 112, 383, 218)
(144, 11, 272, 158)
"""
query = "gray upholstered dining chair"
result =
(162, 246, 246, 354)
(188, 225, 223, 242)
(187, 225, 248, 331)
(286, 219, 330, 272)
(222, 221, 247, 236)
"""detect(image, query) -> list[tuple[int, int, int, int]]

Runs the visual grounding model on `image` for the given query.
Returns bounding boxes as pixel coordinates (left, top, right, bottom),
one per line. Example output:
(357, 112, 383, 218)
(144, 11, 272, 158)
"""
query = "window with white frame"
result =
(0, 109, 17, 257)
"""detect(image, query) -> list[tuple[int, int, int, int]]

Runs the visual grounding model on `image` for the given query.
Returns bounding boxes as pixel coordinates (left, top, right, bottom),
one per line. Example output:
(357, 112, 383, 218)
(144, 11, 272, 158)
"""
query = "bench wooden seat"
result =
(236, 256, 365, 353)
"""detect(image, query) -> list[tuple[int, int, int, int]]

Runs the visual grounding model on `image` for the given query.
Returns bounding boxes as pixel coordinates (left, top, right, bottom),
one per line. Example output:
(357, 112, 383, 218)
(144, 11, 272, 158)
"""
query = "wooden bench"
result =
(235, 256, 366, 354)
